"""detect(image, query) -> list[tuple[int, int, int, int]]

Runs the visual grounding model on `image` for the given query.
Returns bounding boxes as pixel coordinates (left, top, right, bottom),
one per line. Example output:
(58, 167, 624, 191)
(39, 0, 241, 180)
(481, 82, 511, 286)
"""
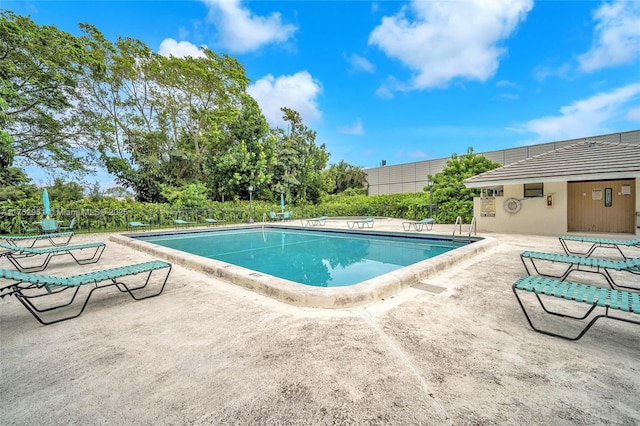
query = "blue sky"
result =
(5, 0, 640, 188)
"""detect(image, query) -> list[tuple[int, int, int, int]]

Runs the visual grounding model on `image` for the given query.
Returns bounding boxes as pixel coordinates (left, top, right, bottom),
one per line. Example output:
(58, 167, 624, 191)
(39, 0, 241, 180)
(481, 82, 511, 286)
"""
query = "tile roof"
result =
(464, 140, 640, 188)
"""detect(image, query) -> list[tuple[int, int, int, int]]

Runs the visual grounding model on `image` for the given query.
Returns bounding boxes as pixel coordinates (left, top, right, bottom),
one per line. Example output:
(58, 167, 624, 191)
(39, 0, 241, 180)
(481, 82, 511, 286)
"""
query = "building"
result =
(365, 130, 640, 196)
(363, 129, 640, 235)
(463, 139, 640, 235)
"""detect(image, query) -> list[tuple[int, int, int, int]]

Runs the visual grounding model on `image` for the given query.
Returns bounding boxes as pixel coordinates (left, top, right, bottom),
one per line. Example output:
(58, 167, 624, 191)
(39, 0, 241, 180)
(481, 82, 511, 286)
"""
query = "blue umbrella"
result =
(42, 189, 51, 218)
(280, 193, 285, 212)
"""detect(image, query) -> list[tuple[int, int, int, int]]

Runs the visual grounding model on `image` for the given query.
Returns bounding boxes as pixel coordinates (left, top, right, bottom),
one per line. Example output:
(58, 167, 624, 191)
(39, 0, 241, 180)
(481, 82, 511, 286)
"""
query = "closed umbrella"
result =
(42, 189, 51, 218)
(280, 193, 285, 212)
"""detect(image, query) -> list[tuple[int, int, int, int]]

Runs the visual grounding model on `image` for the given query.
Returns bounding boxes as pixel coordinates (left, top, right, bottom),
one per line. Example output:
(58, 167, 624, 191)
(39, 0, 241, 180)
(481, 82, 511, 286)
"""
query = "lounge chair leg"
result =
(67, 244, 106, 265)
(14, 286, 83, 325)
(513, 287, 607, 341)
(113, 266, 172, 300)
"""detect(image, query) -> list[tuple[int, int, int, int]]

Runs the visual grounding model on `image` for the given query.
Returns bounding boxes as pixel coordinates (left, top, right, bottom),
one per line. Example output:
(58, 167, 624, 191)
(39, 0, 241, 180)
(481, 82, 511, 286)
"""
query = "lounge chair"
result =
(204, 218, 225, 226)
(269, 211, 279, 221)
(129, 221, 151, 231)
(559, 235, 640, 259)
(20, 221, 39, 235)
(520, 250, 640, 290)
(40, 218, 59, 234)
(347, 218, 374, 229)
(512, 275, 640, 340)
(0, 241, 106, 273)
(173, 219, 196, 227)
(59, 217, 77, 232)
(283, 211, 293, 221)
(301, 216, 328, 226)
(402, 218, 435, 232)
(0, 260, 172, 325)
(0, 232, 74, 248)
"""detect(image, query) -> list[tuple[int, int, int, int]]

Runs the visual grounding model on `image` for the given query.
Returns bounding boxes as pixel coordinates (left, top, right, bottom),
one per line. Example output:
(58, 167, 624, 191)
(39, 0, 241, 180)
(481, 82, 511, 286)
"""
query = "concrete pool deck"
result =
(1, 218, 639, 424)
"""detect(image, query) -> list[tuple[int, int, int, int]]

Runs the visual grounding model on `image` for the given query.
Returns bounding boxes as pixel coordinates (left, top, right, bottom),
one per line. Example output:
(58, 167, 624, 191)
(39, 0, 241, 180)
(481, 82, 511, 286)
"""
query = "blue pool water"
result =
(136, 228, 467, 287)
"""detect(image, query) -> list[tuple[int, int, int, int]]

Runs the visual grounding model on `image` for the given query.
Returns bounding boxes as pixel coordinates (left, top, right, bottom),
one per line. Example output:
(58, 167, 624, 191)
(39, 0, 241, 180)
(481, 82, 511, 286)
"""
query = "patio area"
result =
(1, 219, 638, 425)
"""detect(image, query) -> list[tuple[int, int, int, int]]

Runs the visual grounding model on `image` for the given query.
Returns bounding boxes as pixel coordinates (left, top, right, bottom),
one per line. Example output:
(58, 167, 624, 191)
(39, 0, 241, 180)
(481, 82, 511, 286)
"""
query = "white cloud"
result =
(158, 39, 207, 58)
(532, 62, 571, 82)
(368, 0, 532, 92)
(578, 0, 640, 72)
(627, 106, 640, 121)
(346, 53, 375, 73)
(338, 118, 364, 135)
(375, 85, 394, 100)
(201, 0, 296, 53)
(515, 83, 640, 141)
(408, 149, 427, 159)
(248, 71, 322, 128)
(496, 80, 517, 88)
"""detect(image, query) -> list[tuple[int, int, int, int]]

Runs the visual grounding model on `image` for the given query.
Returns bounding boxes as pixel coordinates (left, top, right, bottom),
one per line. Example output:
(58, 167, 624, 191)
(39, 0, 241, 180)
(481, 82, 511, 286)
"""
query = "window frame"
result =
(523, 182, 544, 198)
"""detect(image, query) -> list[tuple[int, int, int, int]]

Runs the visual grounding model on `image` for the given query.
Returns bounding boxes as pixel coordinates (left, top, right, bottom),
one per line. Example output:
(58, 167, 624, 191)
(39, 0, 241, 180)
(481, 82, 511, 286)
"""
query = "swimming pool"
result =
(112, 224, 494, 308)
(134, 228, 464, 287)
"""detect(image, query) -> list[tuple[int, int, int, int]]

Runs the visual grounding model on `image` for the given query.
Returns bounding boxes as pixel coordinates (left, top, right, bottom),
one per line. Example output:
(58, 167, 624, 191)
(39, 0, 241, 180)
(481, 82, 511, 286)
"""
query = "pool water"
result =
(137, 228, 465, 287)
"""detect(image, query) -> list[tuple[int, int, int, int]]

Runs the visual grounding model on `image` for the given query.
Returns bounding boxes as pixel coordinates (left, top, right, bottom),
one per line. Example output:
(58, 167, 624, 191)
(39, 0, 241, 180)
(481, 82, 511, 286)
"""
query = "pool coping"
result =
(110, 225, 497, 309)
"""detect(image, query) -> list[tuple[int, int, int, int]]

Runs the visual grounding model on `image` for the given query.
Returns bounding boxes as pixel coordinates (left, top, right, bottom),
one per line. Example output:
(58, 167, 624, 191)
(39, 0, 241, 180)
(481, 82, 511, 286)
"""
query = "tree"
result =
(87, 181, 102, 201)
(324, 160, 368, 195)
(428, 147, 501, 223)
(161, 182, 209, 208)
(271, 108, 329, 204)
(47, 178, 84, 203)
(0, 95, 37, 201)
(207, 94, 275, 201)
(103, 186, 134, 199)
(1, 11, 95, 173)
(80, 25, 256, 201)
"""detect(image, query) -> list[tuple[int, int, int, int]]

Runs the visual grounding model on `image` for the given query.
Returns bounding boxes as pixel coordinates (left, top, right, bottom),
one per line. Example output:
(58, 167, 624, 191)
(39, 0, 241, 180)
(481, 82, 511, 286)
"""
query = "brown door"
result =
(568, 179, 635, 233)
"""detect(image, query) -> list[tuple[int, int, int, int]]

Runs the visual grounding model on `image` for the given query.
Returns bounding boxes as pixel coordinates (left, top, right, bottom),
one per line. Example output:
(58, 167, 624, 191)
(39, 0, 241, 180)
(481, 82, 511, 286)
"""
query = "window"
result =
(524, 183, 543, 198)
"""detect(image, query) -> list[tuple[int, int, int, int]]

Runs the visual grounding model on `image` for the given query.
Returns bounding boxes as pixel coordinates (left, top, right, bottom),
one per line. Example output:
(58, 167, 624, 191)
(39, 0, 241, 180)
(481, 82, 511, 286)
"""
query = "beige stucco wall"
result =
(473, 181, 568, 235)
(474, 179, 640, 235)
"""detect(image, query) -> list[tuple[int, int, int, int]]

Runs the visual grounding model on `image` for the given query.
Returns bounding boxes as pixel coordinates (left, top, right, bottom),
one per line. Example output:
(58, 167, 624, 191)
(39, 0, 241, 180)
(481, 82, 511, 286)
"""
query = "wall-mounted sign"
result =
(592, 188, 602, 200)
(480, 197, 496, 217)
(622, 184, 631, 195)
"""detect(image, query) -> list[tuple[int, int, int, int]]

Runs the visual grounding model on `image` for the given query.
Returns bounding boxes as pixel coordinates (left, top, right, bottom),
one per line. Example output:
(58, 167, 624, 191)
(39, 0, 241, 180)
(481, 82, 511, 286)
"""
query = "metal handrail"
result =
(453, 216, 462, 237)
(468, 216, 476, 237)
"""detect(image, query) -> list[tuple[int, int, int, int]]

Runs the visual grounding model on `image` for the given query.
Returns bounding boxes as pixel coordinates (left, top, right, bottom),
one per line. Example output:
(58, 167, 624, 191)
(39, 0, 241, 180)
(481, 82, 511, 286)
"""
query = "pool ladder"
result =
(453, 216, 476, 242)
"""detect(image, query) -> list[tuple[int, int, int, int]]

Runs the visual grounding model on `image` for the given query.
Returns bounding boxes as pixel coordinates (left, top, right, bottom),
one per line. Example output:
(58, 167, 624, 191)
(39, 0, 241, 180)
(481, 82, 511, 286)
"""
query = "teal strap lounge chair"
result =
(204, 218, 225, 226)
(0, 260, 172, 325)
(512, 275, 640, 340)
(402, 218, 435, 232)
(173, 219, 196, 227)
(40, 218, 59, 234)
(520, 250, 640, 291)
(59, 217, 77, 232)
(302, 216, 328, 226)
(347, 218, 374, 229)
(20, 221, 39, 235)
(283, 211, 293, 221)
(0, 232, 74, 248)
(269, 211, 279, 221)
(0, 241, 106, 273)
(129, 221, 150, 231)
(559, 235, 640, 259)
